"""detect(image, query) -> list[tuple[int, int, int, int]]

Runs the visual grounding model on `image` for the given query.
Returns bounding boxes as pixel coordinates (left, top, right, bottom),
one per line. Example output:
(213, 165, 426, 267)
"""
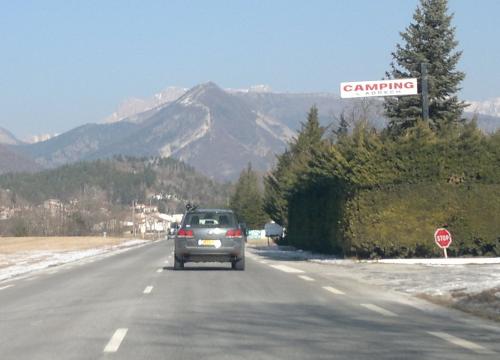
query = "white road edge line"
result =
(0, 284, 14, 291)
(298, 275, 315, 282)
(143, 286, 153, 294)
(26, 277, 38, 281)
(322, 286, 345, 295)
(360, 303, 397, 317)
(156, 268, 163, 273)
(427, 331, 495, 355)
(103, 328, 128, 353)
(270, 264, 304, 273)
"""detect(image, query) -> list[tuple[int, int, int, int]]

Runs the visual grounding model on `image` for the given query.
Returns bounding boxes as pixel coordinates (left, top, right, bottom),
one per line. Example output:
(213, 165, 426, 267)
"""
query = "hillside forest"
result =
(0, 156, 231, 236)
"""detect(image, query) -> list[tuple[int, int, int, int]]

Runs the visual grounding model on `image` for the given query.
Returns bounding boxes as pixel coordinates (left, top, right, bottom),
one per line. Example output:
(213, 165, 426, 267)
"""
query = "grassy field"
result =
(0, 236, 139, 254)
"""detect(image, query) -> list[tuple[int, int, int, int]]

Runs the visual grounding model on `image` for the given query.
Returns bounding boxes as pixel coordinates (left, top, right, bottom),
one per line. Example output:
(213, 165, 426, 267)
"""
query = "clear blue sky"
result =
(1, 0, 499, 139)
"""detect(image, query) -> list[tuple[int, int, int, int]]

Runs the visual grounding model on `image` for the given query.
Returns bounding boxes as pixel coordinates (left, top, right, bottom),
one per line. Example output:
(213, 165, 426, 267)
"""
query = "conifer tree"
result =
(230, 163, 267, 229)
(263, 106, 326, 227)
(332, 112, 349, 142)
(294, 105, 323, 153)
(263, 150, 292, 227)
(385, 0, 466, 133)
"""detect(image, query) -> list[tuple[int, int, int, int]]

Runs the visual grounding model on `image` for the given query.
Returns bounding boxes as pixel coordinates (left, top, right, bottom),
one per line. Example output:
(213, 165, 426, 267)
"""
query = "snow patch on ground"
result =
(250, 245, 500, 320)
(250, 245, 345, 262)
(362, 257, 500, 265)
(0, 239, 150, 282)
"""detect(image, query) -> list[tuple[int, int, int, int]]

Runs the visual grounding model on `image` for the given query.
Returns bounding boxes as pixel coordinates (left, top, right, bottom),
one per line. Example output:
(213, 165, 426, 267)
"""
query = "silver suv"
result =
(174, 208, 245, 270)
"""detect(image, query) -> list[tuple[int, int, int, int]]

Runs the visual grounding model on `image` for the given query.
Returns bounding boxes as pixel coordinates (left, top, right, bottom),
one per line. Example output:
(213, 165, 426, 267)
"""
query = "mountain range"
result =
(0, 144, 42, 175)
(468, 97, 500, 118)
(12, 82, 351, 180)
(2, 83, 500, 180)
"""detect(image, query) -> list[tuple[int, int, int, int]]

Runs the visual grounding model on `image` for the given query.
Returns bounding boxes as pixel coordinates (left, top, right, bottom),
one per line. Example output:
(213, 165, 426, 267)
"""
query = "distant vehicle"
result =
(168, 222, 179, 236)
(174, 208, 245, 270)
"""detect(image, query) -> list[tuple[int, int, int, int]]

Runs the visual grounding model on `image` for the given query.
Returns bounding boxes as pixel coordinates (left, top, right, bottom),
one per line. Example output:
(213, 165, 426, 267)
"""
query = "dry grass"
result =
(417, 288, 500, 322)
(0, 236, 138, 254)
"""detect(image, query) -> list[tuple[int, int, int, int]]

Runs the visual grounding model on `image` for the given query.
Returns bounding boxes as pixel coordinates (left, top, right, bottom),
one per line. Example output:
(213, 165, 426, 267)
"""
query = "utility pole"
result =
(132, 200, 136, 237)
(421, 63, 430, 121)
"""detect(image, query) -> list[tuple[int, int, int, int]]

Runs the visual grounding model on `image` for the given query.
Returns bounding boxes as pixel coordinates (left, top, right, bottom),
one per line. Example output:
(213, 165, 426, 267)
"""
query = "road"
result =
(0, 240, 499, 359)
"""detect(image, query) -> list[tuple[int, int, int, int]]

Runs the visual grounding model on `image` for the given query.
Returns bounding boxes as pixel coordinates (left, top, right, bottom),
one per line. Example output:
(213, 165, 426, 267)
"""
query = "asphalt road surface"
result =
(1, 240, 499, 359)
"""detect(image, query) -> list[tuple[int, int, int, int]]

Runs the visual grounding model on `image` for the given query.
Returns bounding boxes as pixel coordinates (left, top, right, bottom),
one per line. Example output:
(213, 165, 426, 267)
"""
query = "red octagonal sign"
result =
(434, 228, 452, 249)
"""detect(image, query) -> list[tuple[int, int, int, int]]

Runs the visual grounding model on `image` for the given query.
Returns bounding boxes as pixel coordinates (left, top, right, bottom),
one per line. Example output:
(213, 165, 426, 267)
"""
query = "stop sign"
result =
(434, 228, 452, 248)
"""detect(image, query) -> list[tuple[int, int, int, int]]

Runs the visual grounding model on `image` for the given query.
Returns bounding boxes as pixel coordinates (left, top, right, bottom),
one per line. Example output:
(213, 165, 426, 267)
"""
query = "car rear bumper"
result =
(175, 244, 244, 263)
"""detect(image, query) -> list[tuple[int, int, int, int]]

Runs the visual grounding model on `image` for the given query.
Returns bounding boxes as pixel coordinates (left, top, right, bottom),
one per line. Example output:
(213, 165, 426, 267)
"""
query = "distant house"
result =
(43, 199, 63, 216)
(0, 206, 10, 220)
(0, 206, 24, 220)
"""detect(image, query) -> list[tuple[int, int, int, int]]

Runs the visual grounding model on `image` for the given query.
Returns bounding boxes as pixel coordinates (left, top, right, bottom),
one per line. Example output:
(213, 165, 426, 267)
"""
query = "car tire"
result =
(174, 256, 184, 270)
(232, 256, 245, 271)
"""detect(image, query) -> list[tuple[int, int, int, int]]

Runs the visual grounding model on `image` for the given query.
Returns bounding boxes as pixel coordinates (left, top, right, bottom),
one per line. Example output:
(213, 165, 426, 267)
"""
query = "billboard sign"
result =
(340, 78, 418, 98)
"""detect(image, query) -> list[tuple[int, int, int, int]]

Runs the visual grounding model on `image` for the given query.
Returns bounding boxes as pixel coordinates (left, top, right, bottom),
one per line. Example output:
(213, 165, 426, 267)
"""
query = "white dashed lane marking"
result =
(103, 328, 128, 353)
(360, 303, 397, 317)
(270, 264, 304, 273)
(298, 275, 315, 282)
(143, 286, 153, 294)
(322, 286, 345, 295)
(0, 284, 14, 291)
(156, 268, 163, 273)
(25, 277, 38, 281)
(427, 331, 495, 355)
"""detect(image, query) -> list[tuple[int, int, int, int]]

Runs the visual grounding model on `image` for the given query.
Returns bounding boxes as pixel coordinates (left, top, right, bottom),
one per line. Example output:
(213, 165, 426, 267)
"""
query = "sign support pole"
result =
(421, 63, 429, 121)
(443, 248, 448, 259)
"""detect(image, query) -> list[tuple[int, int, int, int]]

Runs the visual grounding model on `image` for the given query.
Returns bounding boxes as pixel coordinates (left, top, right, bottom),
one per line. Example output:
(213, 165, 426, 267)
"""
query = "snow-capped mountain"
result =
(91, 82, 293, 179)
(104, 86, 188, 123)
(104, 85, 276, 124)
(19, 82, 305, 179)
(467, 97, 500, 117)
(25, 133, 58, 144)
(226, 84, 273, 93)
(15, 82, 500, 181)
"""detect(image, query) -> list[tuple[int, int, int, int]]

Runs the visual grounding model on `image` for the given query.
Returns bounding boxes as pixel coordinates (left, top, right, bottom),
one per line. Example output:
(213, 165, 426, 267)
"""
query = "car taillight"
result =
(225, 229, 242, 238)
(177, 228, 194, 237)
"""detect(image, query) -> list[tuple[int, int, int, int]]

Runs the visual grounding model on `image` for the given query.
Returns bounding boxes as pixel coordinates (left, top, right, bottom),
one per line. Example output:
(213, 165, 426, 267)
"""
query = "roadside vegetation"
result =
(263, 0, 500, 258)
(230, 163, 268, 229)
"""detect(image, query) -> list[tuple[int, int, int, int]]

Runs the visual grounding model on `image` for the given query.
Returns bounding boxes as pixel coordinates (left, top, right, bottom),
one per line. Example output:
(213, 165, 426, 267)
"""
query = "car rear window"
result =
(184, 211, 236, 228)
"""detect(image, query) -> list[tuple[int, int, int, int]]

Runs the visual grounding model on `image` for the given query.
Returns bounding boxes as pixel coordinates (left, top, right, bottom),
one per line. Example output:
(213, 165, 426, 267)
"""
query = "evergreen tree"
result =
(230, 163, 268, 229)
(263, 150, 292, 226)
(263, 105, 326, 227)
(385, 0, 466, 133)
(332, 112, 349, 142)
(294, 105, 323, 154)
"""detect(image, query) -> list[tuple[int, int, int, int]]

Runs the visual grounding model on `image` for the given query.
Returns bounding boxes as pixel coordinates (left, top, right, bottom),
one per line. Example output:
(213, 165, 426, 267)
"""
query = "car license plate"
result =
(198, 239, 221, 248)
